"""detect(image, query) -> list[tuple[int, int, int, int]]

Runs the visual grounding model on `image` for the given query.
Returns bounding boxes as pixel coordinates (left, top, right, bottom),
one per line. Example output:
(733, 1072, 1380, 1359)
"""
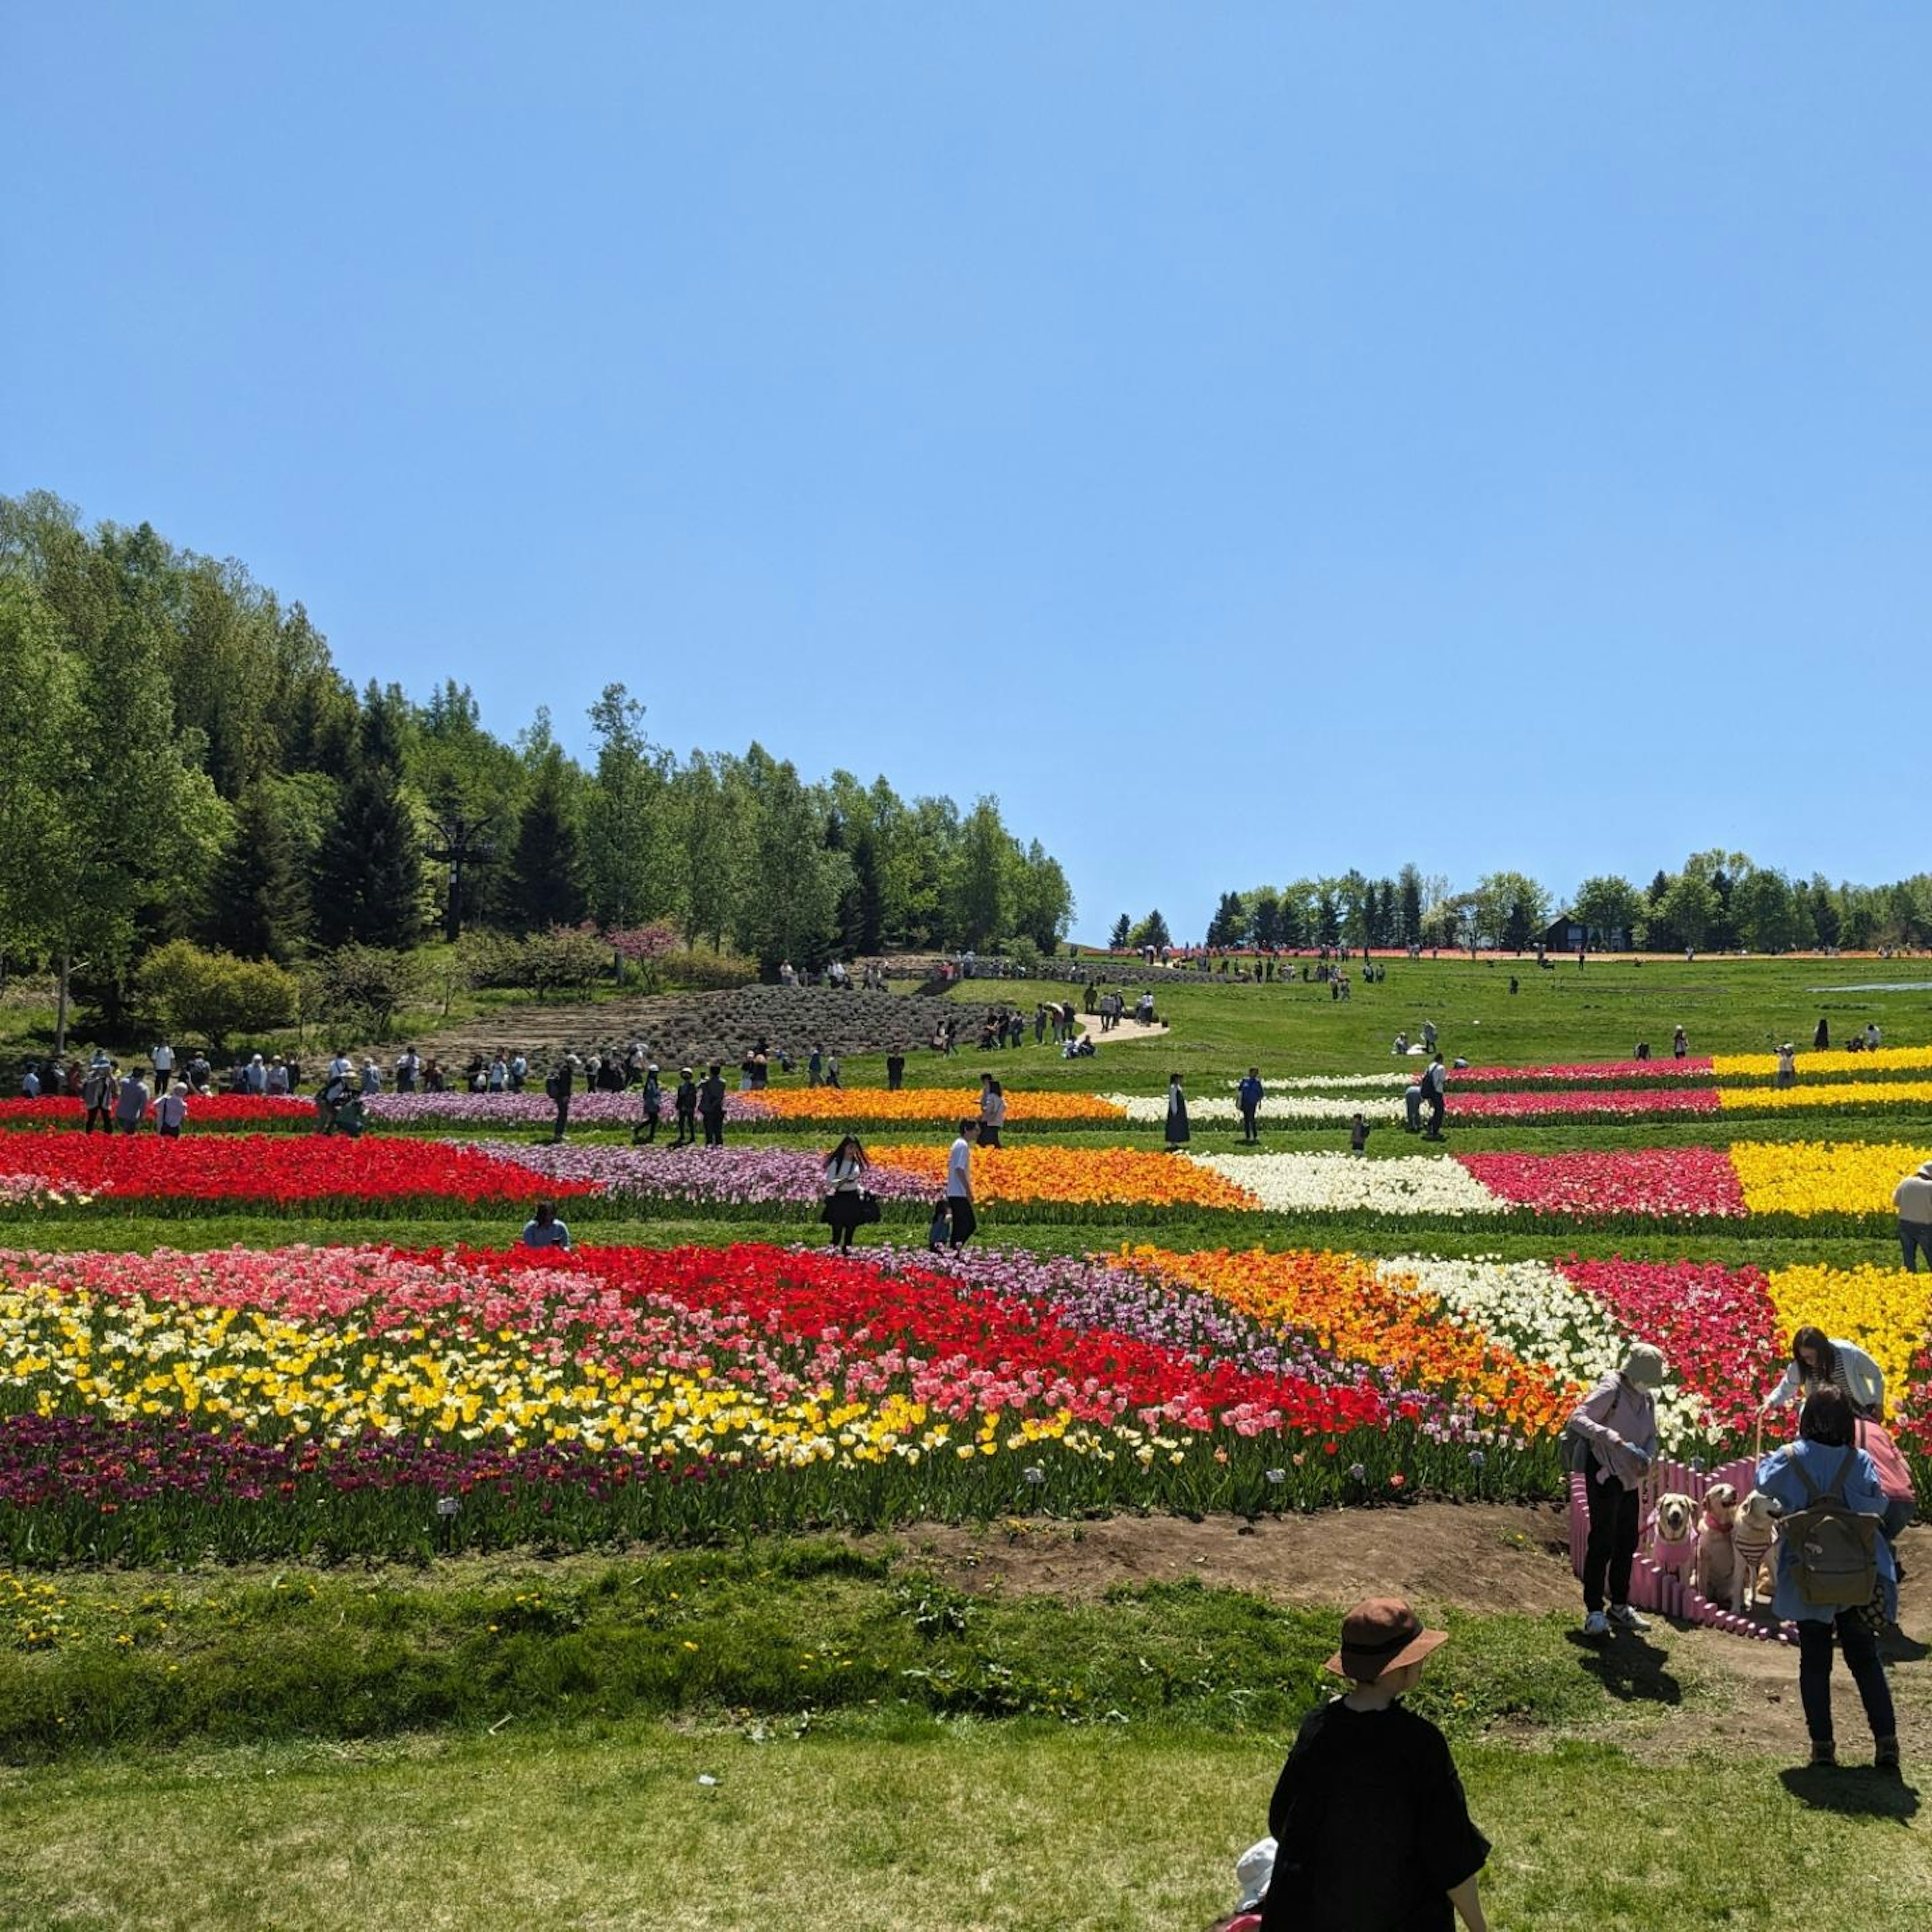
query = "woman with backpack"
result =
(1755, 1387, 1899, 1772)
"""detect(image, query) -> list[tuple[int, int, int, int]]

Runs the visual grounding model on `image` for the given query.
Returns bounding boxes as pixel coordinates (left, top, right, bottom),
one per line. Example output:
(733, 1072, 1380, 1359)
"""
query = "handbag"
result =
(858, 1190, 883, 1225)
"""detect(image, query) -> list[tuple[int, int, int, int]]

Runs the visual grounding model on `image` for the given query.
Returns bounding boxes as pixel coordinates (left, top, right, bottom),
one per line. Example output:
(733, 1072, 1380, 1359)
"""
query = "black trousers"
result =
(1582, 1472, 1639, 1612)
(947, 1194, 977, 1247)
(1240, 1105, 1258, 1142)
(702, 1112, 724, 1147)
(1424, 1093, 1445, 1137)
(674, 1111, 695, 1146)
(1798, 1613, 1897, 1744)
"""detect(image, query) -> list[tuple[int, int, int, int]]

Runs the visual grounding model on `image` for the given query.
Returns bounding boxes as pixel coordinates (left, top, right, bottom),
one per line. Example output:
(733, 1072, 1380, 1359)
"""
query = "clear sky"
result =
(7, 5, 1928, 941)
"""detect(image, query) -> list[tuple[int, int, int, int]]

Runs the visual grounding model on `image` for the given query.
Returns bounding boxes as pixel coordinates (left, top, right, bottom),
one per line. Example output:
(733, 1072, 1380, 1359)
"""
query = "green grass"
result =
(2, 1724, 1923, 1932)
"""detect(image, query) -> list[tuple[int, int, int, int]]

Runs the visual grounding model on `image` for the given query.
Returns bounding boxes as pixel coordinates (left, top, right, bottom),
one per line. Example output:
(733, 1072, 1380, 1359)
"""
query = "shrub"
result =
(518, 924, 608, 1001)
(657, 946, 758, 993)
(136, 941, 300, 1054)
(305, 945, 426, 1044)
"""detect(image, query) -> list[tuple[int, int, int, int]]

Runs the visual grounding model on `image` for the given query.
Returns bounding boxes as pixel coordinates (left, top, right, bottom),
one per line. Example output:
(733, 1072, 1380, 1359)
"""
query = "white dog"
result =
(1729, 1489, 1781, 1613)
(1696, 1482, 1740, 1603)
(1647, 1491, 1699, 1582)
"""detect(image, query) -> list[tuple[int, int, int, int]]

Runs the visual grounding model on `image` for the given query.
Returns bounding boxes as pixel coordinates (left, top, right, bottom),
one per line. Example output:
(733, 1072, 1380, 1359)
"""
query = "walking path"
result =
(1079, 1012, 1171, 1045)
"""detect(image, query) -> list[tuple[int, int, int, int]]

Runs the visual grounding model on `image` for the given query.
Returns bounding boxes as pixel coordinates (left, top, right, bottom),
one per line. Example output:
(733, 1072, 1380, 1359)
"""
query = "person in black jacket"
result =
(698, 1062, 728, 1147)
(673, 1067, 698, 1148)
(1260, 1598, 1489, 1932)
(545, 1054, 577, 1144)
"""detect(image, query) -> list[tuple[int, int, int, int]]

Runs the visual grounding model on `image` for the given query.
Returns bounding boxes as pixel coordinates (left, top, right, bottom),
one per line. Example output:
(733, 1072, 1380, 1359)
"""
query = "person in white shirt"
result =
(245, 1054, 269, 1095)
(151, 1042, 175, 1085)
(1865, 1023, 1882, 1051)
(328, 1050, 353, 1087)
(1760, 1327, 1886, 1420)
(1894, 1159, 1932, 1273)
(945, 1118, 979, 1250)
(822, 1135, 870, 1251)
(154, 1082, 189, 1138)
(978, 1074, 1007, 1148)
(20, 1066, 40, 1099)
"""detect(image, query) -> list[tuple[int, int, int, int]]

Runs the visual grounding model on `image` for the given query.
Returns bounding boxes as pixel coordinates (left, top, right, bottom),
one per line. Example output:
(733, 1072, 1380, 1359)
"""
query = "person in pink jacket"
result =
(1855, 1415, 1918, 1547)
(1565, 1343, 1668, 1640)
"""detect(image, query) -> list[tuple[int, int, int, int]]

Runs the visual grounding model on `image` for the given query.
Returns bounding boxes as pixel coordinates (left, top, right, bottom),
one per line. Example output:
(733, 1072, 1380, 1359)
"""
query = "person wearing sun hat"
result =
(1258, 1597, 1490, 1931)
(1565, 1342, 1667, 1640)
(1892, 1158, 1932, 1273)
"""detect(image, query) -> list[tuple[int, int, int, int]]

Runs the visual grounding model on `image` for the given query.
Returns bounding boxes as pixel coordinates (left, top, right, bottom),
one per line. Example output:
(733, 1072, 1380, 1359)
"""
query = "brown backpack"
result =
(1784, 1451, 1882, 1611)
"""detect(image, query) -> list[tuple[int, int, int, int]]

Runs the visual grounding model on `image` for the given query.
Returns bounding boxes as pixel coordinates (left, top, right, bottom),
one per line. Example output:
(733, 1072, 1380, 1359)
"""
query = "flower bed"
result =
(0, 1095, 314, 1132)
(1457, 1147, 1749, 1220)
(366, 1091, 773, 1128)
(749, 1088, 1128, 1125)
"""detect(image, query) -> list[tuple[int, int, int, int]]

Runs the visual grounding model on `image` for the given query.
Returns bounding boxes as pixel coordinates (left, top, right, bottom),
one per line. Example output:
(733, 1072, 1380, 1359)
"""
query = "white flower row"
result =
(1189, 1151, 1505, 1217)
(1240, 1073, 1413, 1092)
(1375, 1254, 1705, 1439)
(1107, 1094, 1407, 1124)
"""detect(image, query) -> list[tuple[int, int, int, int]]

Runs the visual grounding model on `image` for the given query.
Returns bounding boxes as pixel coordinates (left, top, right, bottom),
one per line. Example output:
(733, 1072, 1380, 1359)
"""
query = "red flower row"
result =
(1459, 1147, 1747, 1218)
(0, 1095, 312, 1130)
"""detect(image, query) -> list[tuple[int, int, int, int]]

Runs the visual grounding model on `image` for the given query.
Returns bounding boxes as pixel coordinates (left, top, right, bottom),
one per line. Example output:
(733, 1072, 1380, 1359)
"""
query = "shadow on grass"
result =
(1778, 1765, 1921, 1819)
(1563, 1630, 1682, 1705)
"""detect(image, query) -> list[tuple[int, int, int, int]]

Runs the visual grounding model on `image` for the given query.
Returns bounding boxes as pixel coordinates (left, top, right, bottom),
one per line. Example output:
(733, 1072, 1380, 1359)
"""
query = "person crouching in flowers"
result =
(1257, 1597, 1490, 1932)
(1564, 1343, 1666, 1640)
(520, 1199, 571, 1250)
(822, 1135, 870, 1252)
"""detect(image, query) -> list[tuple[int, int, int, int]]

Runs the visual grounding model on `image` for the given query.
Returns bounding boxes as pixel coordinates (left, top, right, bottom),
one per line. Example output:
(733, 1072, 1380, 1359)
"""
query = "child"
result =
(926, 1195, 951, 1252)
(1349, 1112, 1371, 1154)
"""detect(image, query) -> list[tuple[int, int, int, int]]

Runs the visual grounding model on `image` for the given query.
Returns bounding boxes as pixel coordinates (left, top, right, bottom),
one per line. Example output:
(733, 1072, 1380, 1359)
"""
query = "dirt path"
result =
(1079, 1012, 1173, 1045)
(882, 1505, 1932, 1761)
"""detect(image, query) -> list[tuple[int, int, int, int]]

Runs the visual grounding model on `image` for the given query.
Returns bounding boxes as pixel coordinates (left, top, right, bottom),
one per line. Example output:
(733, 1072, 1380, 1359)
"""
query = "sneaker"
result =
(1607, 1604, 1650, 1632)
(1582, 1610, 1611, 1638)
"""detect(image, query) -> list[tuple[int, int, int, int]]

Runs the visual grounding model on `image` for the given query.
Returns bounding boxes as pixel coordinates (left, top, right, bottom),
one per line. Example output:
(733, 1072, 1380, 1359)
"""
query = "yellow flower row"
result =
(1718, 1081, 1932, 1112)
(1714, 1045, 1932, 1078)
(1729, 1141, 1931, 1217)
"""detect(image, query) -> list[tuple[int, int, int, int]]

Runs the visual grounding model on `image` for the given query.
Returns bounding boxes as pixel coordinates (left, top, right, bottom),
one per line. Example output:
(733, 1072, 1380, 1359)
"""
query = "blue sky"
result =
(8, 6, 1928, 940)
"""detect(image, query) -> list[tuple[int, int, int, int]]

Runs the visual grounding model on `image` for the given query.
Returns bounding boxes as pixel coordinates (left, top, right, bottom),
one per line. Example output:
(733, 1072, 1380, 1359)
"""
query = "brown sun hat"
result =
(1325, 1597, 1450, 1681)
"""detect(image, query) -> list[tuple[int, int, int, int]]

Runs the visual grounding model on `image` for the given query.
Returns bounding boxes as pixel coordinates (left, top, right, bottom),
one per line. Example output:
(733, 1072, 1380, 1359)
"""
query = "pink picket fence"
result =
(1567, 1452, 1796, 1645)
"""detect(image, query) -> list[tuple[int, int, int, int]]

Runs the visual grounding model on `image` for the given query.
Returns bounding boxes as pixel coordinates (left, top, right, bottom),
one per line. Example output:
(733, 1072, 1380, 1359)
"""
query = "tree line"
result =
(1175, 852, 1932, 954)
(0, 492, 1075, 1037)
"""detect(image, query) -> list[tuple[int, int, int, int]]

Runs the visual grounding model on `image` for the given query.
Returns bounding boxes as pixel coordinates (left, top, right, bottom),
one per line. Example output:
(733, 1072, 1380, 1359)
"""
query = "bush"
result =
(136, 941, 300, 1054)
(518, 924, 608, 1001)
(305, 945, 426, 1044)
(657, 947, 758, 993)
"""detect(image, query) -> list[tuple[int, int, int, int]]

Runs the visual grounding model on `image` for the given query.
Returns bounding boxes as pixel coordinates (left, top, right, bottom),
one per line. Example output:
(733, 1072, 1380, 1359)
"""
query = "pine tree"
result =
(504, 748, 587, 931)
(1108, 913, 1132, 949)
(202, 781, 310, 961)
(312, 687, 425, 948)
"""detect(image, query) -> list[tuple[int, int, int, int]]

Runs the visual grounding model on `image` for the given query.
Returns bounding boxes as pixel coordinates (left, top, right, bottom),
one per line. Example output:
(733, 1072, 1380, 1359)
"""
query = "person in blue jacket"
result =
(1755, 1386, 1899, 1772)
(1237, 1068, 1264, 1145)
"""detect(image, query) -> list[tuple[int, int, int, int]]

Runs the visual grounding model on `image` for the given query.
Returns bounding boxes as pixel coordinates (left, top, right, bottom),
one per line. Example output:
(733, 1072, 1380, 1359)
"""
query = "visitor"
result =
(114, 1065, 151, 1136)
(699, 1062, 728, 1146)
(946, 1118, 979, 1249)
(1508, 976, 1518, 995)
(1349, 1111, 1371, 1155)
(925, 1194, 951, 1252)
(545, 1054, 577, 1145)
(1392, 1031, 1408, 1056)
(1754, 1388, 1899, 1772)
(1762, 1327, 1886, 1419)
(266, 1057, 290, 1096)
(424, 1058, 447, 1093)
(674, 1067, 698, 1147)
(1671, 1026, 1688, 1059)
(509, 1051, 527, 1093)
(1403, 1079, 1423, 1135)
(821, 1135, 870, 1252)
(1853, 1412, 1918, 1552)
(1865, 1022, 1882, 1051)
(521, 1199, 572, 1251)
(779, 959, 796, 988)
(1164, 1072, 1189, 1152)
(1257, 1597, 1491, 1932)
(1237, 1067, 1264, 1145)
(978, 1074, 1006, 1149)
(1894, 1159, 1932, 1273)
(1421, 1020, 1437, 1054)
(885, 1051, 906, 1093)
(824, 1052, 842, 1089)
(395, 1045, 420, 1092)
(1775, 1042, 1797, 1089)
(634, 1064, 663, 1145)
(154, 1081, 189, 1138)
(1815, 1016, 1831, 1051)
(808, 1045, 823, 1088)
(150, 1039, 175, 1090)
(19, 1064, 40, 1100)
(1565, 1342, 1667, 1639)
(247, 1054, 270, 1095)
(487, 1054, 507, 1094)
(1421, 1054, 1448, 1140)
(1633, 1041, 1651, 1061)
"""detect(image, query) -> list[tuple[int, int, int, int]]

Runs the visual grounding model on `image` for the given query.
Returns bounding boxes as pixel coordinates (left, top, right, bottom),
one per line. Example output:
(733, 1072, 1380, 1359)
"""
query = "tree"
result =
(1010, 841, 1073, 952)
(312, 684, 426, 949)
(1396, 865, 1424, 947)
(1206, 891, 1247, 948)
(504, 745, 587, 931)
(1808, 877, 1841, 949)
(1108, 914, 1132, 950)
(1130, 909, 1172, 951)
(583, 683, 679, 932)
(305, 943, 425, 1044)
(1731, 867, 1798, 953)
(1473, 871, 1552, 950)
(946, 797, 1014, 950)
(0, 576, 77, 973)
(674, 752, 752, 950)
(1657, 873, 1721, 951)
(1572, 875, 1644, 950)
(414, 680, 519, 940)
(732, 755, 848, 974)
(1314, 887, 1340, 947)
(1248, 887, 1281, 950)
(137, 939, 299, 1053)
(201, 779, 310, 962)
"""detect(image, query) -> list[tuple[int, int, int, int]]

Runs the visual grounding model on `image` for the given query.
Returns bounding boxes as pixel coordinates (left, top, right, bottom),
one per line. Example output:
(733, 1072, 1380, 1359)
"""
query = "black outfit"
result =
(1815, 1018, 1830, 1050)
(548, 1063, 574, 1143)
(1262, 1698, 1488, 1932)
(698, 1076, 727, 1147)
(674, 1079, 698, 1147)
(1423, 1069, 1446, 1139)
(947, 1196, 977, 1248)
(886, 1054, 905, 1092)
(1581, 1468, 1640, 1613)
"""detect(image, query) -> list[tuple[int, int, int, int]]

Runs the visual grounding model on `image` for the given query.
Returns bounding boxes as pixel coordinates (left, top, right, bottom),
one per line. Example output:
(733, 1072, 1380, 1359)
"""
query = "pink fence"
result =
(1568, 1452, 1796, 1645)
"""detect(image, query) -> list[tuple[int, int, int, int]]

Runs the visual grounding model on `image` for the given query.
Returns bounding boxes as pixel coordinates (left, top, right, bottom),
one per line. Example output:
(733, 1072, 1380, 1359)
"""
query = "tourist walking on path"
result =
(821, 1135, 871, 1252)
(1164, 1072, 1190, 1151)
(1761, 1327, 1886, 1420)
(1258, 1597, 1491, 1932)
(1754, 1388, 1900, 1772)
(1565, 1343, 1667, 1639)
(82, 1057, 114, 1134)
(673, 1067, 698, 1147)
(699, 1063, 728, 1146)
(1237, 1067, 1263, 1145)
(634, 1065, 663, 1145)
(520, 1200, 571, 1251)
(154, 1081, 189, 1138)
(978, 1074, 1006, 1149)
(545, 1055, 577, 1144)
(945, 1119, 978, 1249)
(1421, 1054, 1448, 1140)
(1894, 1159, 1932, 1273)
(115, 1067, 151, 1136)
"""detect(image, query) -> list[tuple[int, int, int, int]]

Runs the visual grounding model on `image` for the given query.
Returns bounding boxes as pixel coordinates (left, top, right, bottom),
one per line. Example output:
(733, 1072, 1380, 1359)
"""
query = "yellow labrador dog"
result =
(1729, 1489, 1780, 1613)
(1696, 1482, 1740, 1603)
(1647, 1491, 1699, 1582)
